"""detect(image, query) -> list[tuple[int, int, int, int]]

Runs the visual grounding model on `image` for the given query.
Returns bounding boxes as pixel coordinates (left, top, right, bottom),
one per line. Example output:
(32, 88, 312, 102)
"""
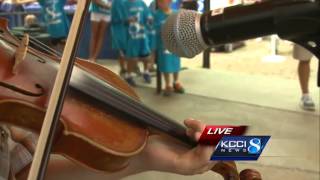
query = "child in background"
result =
(38, 0, 70, 51)
(89, 0, 112, 62)
(111, 0, 127, 77)
(154, 0, 185, 96)
(123, 0, 153, 86)
(146, 1, 157, 71)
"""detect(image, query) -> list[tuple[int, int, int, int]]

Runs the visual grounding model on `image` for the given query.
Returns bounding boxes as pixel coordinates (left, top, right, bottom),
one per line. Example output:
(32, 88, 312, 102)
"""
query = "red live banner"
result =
(198, 126, 248, 145)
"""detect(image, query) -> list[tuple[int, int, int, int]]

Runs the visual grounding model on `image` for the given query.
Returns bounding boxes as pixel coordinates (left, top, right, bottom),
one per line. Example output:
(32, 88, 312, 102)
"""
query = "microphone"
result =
(161, 0, 320, 58)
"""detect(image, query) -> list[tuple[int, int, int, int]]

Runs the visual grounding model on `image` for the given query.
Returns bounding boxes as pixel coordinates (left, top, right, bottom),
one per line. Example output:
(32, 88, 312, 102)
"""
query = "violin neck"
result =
(69, 67, 197, 147)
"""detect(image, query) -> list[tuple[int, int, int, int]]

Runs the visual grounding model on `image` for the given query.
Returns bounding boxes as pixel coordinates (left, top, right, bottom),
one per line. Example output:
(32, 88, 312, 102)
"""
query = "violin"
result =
(0, 17, 261, 180)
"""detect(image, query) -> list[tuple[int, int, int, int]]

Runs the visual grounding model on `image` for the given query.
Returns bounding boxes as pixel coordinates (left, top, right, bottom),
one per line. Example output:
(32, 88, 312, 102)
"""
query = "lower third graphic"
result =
(211, 136, 270, 161)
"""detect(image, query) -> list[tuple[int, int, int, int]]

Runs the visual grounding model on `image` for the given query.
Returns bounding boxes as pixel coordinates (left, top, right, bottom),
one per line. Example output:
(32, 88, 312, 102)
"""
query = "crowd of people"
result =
(0, 0, 186, 96)
(89, 0, 185, 96)
(34, 0, 315, 109)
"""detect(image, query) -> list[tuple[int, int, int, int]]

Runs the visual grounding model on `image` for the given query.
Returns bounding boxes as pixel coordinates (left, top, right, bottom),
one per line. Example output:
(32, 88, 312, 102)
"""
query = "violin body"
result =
(0, 18, 261, 180)
(0, 25, 148, 172)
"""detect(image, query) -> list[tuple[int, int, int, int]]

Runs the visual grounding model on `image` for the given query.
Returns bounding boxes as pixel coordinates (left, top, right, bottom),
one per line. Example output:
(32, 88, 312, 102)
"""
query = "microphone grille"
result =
(161, 10, 208, 58)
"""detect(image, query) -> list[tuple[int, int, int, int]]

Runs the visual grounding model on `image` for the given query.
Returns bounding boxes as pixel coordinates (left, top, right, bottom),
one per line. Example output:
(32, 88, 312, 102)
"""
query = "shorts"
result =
(91, 12, 111, 22)
(125, 37, 151, 59)
(293, 44, 313, 61)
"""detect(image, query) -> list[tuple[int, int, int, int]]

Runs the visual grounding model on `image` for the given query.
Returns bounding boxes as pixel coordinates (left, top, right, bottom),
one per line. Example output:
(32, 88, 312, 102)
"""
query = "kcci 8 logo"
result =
(212, 136, 270, 161)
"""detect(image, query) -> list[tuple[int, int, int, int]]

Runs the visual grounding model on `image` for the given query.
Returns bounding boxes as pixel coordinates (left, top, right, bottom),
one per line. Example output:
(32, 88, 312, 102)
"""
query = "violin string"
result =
(80, 69, 178, 130)
(0, 33, 192, 145)
(2, 30, 60, 57)
(0, 34, 52, 64)
(0, 34, 178, 130)
(1, 30, 60, 58)
(74, 71, 180, 133)
(74, 70, 192, 144)
(28, 37, 61, 57)
(101, 83, 174, 129)
(15, 33, 62, 57)
(83, 82, 175, 134)
(105, 92, 194, 145)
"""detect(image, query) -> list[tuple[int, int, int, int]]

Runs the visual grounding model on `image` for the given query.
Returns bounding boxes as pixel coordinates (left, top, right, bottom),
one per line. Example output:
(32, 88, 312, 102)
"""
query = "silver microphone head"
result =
(161, 9, 208, 58)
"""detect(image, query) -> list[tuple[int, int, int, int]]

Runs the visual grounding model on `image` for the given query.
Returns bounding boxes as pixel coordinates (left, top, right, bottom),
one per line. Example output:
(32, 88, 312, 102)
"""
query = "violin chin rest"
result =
(240, 169, 262, 180)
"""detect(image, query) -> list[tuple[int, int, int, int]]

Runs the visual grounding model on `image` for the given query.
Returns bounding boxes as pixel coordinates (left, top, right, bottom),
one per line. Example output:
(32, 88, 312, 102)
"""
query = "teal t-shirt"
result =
(155, 9, 180, 73)
(111, 0, 127, 50)
(89, 0, 111, 15)
(38, 0, 70, 39)
(123, 0, 151, 57)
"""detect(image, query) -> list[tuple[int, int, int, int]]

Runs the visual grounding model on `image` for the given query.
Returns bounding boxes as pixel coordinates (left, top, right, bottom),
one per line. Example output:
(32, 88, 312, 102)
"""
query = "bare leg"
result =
(298, 60, 315, 111)
(149, 52, 156, 71)
(163, 73, 172, 96)
(173, 72, 179, 84)
(89, 21, 99, 61)
(298, 60, 311, 94)
(163, 73, 171, 88)
(127, 59, 137, 75)
(141, 56, 152, 83)
(119, 52, 126, 71)
(143, 60, 149, 73)
(125, 58, 138, 86)
(142, 56, 151, 72)
(92, 21, 109, 61)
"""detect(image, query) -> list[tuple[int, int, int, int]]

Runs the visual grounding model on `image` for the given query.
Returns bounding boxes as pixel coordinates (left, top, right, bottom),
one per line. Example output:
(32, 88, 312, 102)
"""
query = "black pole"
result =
(155, 0, 162, 94)
(202, 0, 211, 69)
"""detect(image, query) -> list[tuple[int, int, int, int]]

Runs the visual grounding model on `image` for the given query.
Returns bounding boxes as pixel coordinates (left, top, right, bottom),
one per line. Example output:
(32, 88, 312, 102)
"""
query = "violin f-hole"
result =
(0, 81, 45, 97)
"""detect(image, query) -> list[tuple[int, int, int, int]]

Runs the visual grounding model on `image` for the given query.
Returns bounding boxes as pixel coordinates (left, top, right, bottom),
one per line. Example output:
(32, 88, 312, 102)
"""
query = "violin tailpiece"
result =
(13, 34, 29, 75)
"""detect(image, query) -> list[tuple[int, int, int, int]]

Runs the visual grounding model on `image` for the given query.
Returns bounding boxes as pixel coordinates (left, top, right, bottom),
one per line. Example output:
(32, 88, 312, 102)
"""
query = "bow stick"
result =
(27, 1, 90, 180)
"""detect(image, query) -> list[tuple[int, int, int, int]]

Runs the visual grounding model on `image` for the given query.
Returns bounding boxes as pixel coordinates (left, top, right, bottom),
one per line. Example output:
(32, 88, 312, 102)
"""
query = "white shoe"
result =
(300, 95, 316, 111)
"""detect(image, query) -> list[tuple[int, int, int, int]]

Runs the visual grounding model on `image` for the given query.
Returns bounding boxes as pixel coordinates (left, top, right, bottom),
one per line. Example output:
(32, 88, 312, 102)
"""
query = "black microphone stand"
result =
(155, 0, 162, 94)
(202, 0, 211, 69)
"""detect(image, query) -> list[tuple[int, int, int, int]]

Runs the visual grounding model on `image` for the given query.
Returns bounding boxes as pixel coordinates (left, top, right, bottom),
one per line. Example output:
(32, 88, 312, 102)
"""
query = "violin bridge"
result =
(13, 33, 29, 75)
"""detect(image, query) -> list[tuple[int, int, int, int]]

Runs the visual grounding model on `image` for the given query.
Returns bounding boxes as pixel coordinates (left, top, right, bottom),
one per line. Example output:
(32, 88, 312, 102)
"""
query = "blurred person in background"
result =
(293, 44, 315, 111)
(89, 0, 112, 62)
(38, 0, 70, 52)
(122, 0, 153, 87)
(111, 0, 127, 77)
(154, 0, 185, 96)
